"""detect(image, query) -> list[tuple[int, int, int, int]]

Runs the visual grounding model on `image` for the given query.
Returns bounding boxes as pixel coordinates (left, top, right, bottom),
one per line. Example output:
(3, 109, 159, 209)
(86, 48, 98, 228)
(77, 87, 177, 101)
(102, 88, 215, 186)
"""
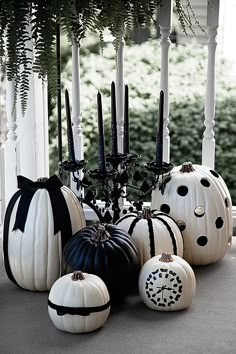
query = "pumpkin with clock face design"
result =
(139, 253, 196, 311)
(151, 162, 233, 266)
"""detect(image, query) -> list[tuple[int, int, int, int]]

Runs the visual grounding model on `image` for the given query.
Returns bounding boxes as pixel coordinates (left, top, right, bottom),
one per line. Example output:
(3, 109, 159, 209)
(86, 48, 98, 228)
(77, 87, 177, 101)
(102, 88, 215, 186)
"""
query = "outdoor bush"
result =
(49, 34, 236, 203)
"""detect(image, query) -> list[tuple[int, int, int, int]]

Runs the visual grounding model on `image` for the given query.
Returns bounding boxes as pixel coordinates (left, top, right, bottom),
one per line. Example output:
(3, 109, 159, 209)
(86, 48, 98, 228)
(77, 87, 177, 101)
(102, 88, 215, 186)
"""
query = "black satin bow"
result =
(12, 175, 72, 250)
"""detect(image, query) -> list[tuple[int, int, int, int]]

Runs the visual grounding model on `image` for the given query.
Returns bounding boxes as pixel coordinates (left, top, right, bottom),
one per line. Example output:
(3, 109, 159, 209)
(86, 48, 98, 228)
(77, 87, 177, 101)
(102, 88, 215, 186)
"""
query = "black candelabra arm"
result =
(58, 159, 87, 193)
(144, 160, 174, 196)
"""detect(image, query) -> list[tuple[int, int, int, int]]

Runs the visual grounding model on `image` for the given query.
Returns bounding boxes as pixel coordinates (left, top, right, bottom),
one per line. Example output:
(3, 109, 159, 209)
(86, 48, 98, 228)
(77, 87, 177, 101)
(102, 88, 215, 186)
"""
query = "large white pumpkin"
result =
(116, 208, 183, 266)
(48, 271, 110, 333)
(151, 162, 233, 265)
(139, 252, 196, 311)
(3, 175, 86, 291)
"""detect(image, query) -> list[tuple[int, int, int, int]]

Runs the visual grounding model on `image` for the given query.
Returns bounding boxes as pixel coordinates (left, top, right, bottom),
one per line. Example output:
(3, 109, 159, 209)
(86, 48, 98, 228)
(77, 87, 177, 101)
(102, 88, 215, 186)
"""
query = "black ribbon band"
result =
(12, 175, 72, 250)
(48, 299, 111, 316)
(3, 190, 22, 286)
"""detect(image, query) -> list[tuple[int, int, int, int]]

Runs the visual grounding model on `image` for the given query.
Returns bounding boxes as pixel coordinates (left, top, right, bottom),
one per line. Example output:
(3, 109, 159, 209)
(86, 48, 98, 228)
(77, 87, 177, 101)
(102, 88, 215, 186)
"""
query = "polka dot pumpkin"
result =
(151, 162, 233, 265)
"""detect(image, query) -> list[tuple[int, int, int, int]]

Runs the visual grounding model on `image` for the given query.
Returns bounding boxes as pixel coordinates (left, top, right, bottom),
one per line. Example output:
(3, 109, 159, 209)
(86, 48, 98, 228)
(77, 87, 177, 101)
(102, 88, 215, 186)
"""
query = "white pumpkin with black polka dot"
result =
(115, 208, 183, 266)
(151, 162, 233, 265)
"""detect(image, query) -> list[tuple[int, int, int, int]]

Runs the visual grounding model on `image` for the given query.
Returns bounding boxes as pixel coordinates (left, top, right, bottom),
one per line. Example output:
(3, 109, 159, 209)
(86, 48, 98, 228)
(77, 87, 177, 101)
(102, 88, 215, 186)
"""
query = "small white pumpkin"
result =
(116, 208, 183, 266)
(48, 271, 110, 333)
(3, 175, 86, 291)
(139, 252, 196, 311)
(151, 162, 233, 265)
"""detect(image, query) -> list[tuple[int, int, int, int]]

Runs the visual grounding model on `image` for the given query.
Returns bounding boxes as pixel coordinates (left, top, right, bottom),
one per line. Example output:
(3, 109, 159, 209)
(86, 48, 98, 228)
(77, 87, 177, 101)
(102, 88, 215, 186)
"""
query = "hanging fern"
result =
(1, 0, 32, 112)
(0, 0, 204, 113)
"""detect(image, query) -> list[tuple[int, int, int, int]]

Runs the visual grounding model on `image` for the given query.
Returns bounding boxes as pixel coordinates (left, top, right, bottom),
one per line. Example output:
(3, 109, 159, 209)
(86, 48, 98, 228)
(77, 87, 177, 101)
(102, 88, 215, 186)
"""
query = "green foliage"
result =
(0, 0, 203, 112)
(49, 37, 236, 204)
(0, 0, 32, 112)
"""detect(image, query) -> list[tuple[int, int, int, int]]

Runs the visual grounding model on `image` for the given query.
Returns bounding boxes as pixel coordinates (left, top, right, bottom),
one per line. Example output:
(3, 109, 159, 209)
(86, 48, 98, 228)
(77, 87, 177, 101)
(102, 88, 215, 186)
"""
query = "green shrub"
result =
(49, 36, 236, 203)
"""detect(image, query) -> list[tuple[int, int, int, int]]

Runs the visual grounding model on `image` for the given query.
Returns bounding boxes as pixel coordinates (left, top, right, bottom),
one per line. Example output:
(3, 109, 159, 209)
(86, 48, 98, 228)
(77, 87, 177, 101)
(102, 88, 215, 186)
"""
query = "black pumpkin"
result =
(63, 223, 140, 296)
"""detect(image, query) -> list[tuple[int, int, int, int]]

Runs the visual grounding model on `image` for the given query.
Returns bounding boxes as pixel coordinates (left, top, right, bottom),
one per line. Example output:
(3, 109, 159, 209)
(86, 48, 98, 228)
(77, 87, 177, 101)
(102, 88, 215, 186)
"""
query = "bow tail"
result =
(12, 190, 36, 232)
(47, 188, 72, 250)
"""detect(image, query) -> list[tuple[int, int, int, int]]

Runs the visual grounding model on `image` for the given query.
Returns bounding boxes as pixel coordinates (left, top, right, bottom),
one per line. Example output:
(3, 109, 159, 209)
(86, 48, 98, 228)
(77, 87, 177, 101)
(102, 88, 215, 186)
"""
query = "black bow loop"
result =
(13, 175, 72, 250)
(17, 175, 63, 191)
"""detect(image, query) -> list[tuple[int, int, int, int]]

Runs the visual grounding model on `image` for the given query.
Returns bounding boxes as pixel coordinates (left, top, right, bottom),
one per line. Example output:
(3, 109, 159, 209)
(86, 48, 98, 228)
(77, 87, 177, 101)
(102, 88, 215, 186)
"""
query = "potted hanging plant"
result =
(0, 0, 201, 112)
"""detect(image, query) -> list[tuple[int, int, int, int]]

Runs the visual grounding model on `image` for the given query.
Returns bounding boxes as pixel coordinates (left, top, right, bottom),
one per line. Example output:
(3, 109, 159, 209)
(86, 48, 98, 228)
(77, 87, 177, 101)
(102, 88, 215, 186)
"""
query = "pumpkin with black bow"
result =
(151, 162, 233, 265)
(48, 270, 110, 333)
(115, 208, 183, 267)
(63, 223, 140, 296)
(3, 175, 86, 291)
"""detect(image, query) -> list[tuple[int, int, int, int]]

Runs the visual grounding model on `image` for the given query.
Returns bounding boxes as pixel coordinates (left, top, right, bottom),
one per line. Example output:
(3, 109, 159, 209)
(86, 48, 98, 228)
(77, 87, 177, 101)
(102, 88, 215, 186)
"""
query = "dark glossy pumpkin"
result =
(63, 223, 140, 296)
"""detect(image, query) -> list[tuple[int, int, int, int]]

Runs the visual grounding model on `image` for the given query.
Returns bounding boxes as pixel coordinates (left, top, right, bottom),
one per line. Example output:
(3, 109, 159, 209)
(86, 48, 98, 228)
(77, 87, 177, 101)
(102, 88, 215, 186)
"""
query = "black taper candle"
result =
(65, 89, 75, 162)
(111, 81, 118, 156)
(123, 84, 129, 154)
(156, 90, 164, 167)
(56, 24, 63, 163)
(97, 92, 106, 175)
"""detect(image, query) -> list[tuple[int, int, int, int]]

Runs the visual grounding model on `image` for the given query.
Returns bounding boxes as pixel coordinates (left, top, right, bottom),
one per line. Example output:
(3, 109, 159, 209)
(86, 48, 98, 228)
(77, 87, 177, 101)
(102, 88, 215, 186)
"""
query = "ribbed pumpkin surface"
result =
(116, 210, 183, 266)
(63, 224, 140, 295)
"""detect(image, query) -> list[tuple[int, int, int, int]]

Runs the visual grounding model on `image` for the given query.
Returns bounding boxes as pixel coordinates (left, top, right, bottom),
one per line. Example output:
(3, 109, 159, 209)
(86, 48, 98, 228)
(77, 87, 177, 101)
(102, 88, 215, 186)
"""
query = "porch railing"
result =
(0, 0, 235, 227)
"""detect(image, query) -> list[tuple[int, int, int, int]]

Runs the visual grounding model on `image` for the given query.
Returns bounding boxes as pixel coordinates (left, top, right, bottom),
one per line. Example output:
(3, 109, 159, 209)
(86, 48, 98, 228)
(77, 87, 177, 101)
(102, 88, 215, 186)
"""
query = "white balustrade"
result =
(1, 1, 233, 227)
(158, 0, 173, 163)
(71, 44, 83, 194)
(202, 0, 220, 168)
(17, 26, 49, 180)
(4, 79, 18, 205)
(0, 96, 7, 223)
(115, 39, 125, 213)
(116, 39, 125, 153)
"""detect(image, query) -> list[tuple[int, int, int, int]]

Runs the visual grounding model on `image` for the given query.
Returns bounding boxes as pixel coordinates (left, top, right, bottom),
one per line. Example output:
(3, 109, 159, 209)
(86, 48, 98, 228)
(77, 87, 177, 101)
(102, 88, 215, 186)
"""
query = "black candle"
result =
(97, 91, 106, 175)
(123, 84, 129, 154)
(111, 81, 118, 156)
(65, 89, 75, 162)
(156, 90, 164, 166)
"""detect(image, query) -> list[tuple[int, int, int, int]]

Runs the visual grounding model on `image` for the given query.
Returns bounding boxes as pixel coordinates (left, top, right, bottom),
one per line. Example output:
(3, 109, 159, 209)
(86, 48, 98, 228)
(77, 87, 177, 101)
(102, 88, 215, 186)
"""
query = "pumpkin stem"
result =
(92, 224, 110, 242)
(142, 207, 153, 219)
(159, 253, 174, 262)
(71, 271, 85, 281)
(179, 162, 195, 173)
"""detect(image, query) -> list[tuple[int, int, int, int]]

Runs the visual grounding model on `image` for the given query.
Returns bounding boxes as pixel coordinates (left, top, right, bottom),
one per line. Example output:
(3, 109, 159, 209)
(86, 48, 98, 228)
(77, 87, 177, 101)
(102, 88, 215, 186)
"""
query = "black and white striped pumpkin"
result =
(3, 175, 86, 291)
(151, 162, 233, 265)
(115, 208, 183, 266)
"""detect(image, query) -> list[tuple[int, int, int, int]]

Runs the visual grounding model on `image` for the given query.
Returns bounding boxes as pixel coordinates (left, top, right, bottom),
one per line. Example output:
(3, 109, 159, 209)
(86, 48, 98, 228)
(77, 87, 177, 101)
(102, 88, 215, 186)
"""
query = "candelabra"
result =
(59, 85, 174, 224)
(59, 153, 174, 224)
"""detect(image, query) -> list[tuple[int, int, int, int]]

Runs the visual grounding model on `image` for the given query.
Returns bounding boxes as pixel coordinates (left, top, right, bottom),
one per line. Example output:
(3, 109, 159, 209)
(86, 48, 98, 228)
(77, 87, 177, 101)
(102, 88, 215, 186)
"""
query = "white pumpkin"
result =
(3, 175, 86, 291)
(139, 252, 196, 311)
(48, 271, 110, 333)
(151, 162, 233, 265)
(116, 208, 183, 266)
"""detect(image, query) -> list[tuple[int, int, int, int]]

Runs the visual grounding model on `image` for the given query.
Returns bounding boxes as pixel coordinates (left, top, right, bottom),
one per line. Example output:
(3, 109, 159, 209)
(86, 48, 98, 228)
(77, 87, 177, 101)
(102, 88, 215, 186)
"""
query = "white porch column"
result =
(17, 28, 49, 180)
(0, 97, 7, 222)
(4, 80, 18, 204)
(116, 39, 125, 153)
(71, 44, 84, 194)
(158, 0, 173, 163)
(202, 0, 220, 168)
